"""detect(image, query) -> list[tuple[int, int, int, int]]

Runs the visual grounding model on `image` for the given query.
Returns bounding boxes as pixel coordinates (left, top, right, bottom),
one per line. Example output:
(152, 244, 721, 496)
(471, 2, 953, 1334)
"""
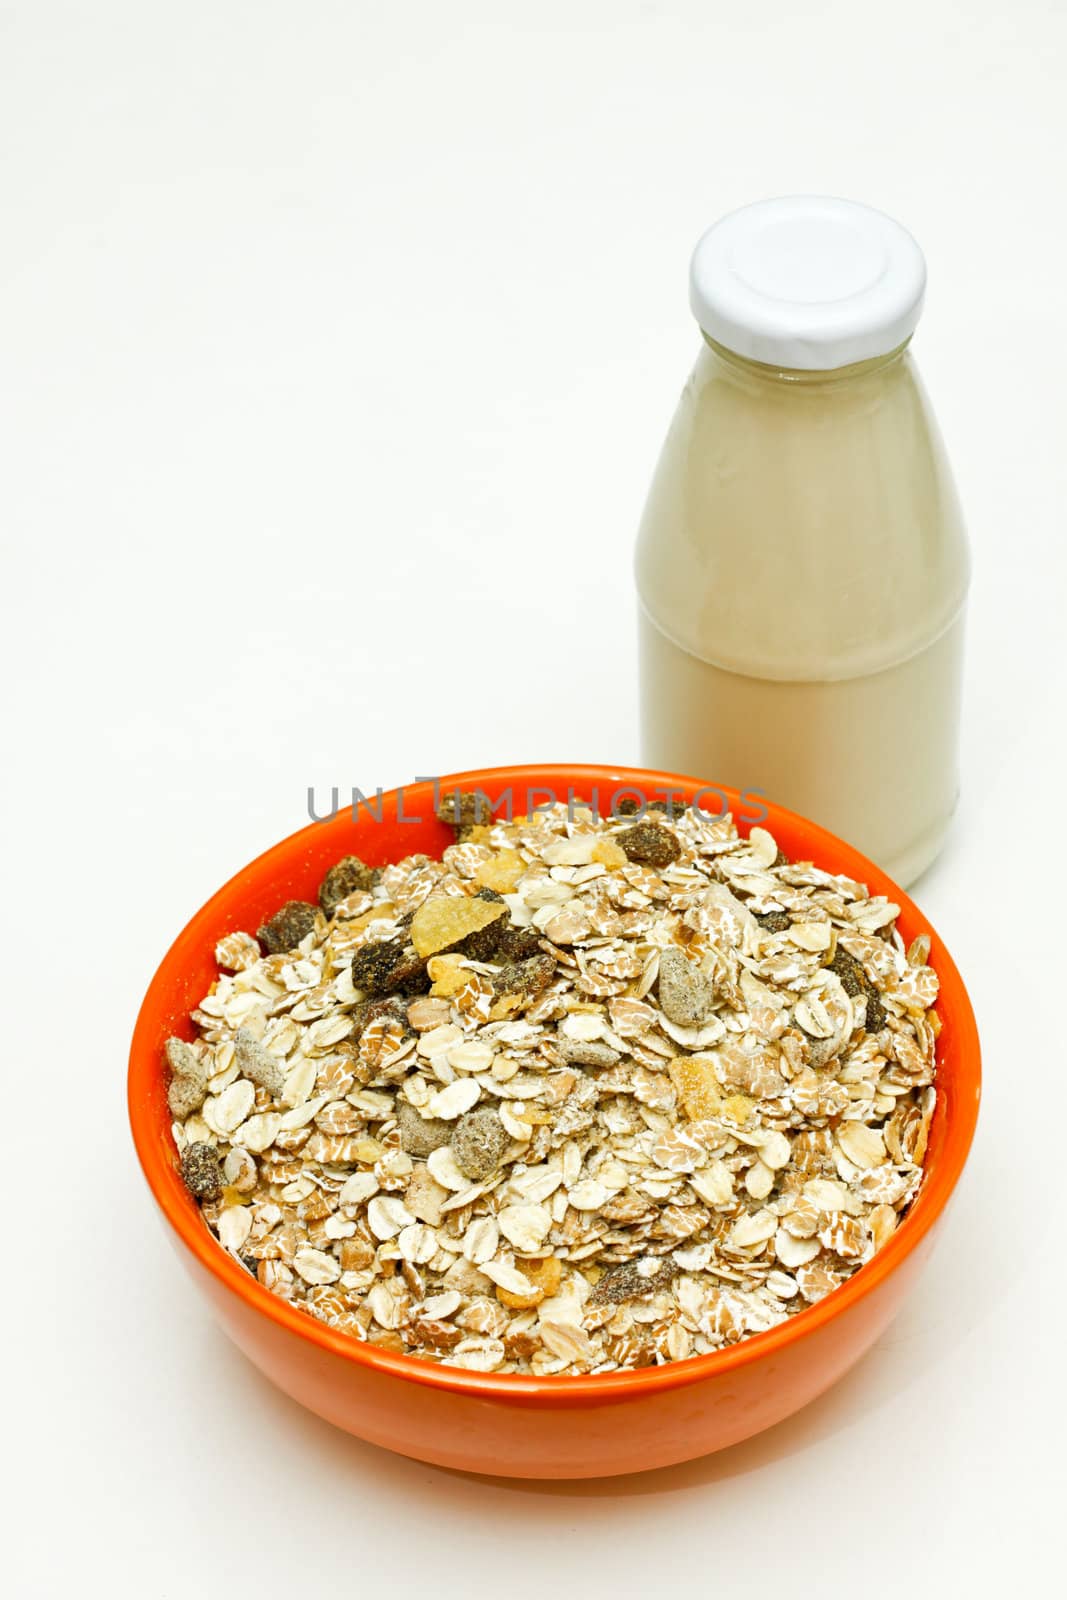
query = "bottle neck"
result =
(701, 333, 912, 389)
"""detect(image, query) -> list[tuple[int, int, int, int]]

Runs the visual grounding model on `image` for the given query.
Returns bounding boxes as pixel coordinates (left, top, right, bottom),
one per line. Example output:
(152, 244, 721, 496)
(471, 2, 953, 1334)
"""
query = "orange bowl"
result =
(128, 764, 980, 1478)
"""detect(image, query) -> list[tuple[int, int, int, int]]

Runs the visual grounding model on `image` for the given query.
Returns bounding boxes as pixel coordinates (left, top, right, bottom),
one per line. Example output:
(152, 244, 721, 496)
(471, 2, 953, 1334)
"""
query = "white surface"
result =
(688, 196, 926, 368)
(3, 2, 1065, 1595)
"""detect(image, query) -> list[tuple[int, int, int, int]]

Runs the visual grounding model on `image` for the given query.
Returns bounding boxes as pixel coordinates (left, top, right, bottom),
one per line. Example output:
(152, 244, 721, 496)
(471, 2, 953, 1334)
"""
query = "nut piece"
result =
(410, 894, 508, 960)
(256, 900, 319, 954)
(180, 1141, 223, 1200)
(557, 1037, 619, 1069)
(318, 854, 378, 915)
(657, 948, 717, 1026)
(395, 1097, 453, 1158)
(233, 1028, 285, 1097)
(451, 1108, 509, 1181)
(165, 1037, 209, 1120)
(616, 822, 681, 867)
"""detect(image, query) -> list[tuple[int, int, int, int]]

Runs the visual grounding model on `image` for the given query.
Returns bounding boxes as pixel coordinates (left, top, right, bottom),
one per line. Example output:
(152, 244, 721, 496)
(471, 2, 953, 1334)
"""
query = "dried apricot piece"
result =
(474, 849, 526, 894)
(496, 1255, 563, 1309)
(410, 893, 507, 959)
(668, 1055, 722, 1119)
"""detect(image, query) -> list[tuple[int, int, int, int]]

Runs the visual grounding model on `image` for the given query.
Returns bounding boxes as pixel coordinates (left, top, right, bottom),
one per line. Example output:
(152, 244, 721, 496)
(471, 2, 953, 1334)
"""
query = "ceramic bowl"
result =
(129, 764, 980, 1478)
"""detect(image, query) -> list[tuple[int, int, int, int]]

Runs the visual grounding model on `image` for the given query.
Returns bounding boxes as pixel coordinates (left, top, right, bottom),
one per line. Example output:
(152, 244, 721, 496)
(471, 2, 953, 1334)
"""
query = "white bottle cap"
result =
(689, 196, 926, 371)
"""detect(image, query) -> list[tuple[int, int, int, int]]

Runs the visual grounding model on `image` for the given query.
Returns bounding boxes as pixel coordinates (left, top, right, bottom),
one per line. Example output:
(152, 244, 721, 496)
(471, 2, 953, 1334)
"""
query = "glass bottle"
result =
(635, 196, 970, 885)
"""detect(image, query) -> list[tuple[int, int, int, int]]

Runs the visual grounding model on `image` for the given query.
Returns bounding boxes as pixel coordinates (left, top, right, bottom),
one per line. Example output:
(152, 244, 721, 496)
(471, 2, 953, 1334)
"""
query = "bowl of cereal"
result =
(128, 764, 980, 1478)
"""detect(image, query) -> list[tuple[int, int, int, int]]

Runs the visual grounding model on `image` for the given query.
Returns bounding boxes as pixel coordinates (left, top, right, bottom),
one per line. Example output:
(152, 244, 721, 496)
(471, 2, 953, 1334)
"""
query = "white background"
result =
(3, 2, 1065, 1595)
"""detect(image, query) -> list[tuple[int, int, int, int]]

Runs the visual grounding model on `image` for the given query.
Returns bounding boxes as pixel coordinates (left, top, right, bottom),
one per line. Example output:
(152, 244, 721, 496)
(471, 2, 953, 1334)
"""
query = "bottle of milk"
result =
(635, 196, 970, 885)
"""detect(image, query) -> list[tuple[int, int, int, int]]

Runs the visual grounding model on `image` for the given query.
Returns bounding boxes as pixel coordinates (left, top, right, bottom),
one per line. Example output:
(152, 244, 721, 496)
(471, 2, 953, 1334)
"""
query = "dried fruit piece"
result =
(180, 1141, 223, 1200)
(496, 1255, 562, 1310)
(493, 924, 543, 962)
(319, 854, 378, 915)
(351, 939, 427, 997)
(591, 837, 627, 868)
(827, 946, 886, 1031)
(668, 1055, 721, 1120)
(456, 889, 511, 960)
(616, 821, 681, 867)
(863, 988, 887, 1032)
(256, 900, 319, 954)
(451, 1108, 509, 1180)
(589, 1258, 677, 1306)
(474, 849, 526, 894)
(491, 953, 556, 1006)
(756, 911, 791, 933)
(436, 790, 493, 831)
(410, 893, 507, 960)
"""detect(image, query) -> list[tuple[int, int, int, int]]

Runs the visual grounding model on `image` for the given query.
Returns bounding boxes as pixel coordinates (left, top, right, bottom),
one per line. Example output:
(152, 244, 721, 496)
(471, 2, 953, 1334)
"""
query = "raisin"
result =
(453, 889, 509, 960)
(491, 953, 556, 1001)
(827, 948, 886, 1032)
(827, 948, 867, 998)
(351, 939, 427, 997)
(318, 855, 379, 916)
(494, 924, 543, 961)
(865, 991, 887, 1032)
(435, 790, 492, 831)
(589, 1258, 678, 1306)
(180, 1142, 223, 1201)
(616, 822, 681, 868)
(648, 797, 689, 819)
(256, 900, 319, 954)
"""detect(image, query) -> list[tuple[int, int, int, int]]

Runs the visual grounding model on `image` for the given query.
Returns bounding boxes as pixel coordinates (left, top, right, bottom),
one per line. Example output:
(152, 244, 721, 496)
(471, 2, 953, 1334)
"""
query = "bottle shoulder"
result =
(634, 346, 971, 681)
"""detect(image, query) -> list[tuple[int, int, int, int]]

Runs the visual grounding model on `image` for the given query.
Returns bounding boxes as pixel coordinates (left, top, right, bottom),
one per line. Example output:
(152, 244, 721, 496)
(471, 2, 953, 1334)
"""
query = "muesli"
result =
(167, 796, 938, 1375)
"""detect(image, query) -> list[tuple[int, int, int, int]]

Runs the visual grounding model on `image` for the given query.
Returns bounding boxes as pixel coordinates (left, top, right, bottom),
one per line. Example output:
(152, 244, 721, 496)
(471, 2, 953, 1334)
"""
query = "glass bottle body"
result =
(635, 339, 969, 885)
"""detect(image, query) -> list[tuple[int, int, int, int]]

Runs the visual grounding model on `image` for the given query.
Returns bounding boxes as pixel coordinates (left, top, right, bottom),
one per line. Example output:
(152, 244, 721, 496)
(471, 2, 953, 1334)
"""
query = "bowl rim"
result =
(129, 763, 981, 1402)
